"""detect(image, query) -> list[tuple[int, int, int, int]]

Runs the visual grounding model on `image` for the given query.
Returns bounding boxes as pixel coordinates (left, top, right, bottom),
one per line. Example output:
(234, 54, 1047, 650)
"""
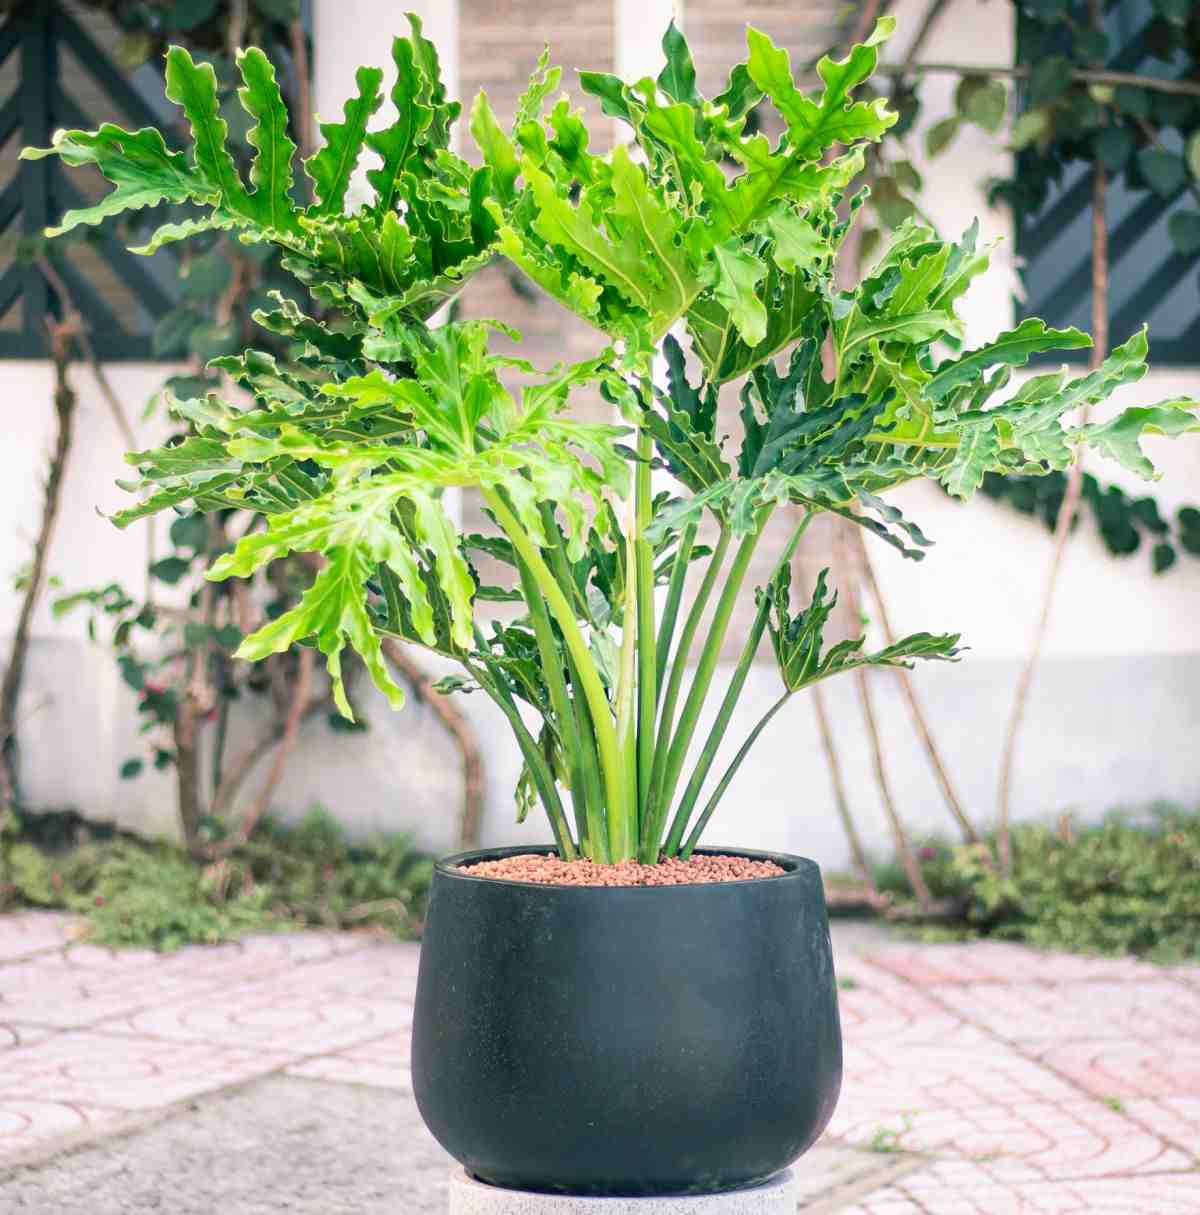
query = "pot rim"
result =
(435, 843, 821, 891)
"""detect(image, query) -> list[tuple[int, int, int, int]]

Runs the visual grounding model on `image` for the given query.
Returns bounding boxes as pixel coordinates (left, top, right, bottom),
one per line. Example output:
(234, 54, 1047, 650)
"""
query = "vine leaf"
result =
(766, 566, 960, 693)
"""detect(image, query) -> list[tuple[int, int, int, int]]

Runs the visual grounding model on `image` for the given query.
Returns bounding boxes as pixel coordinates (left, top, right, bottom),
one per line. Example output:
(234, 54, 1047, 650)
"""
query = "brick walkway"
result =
(0, 911, 1196, 1212)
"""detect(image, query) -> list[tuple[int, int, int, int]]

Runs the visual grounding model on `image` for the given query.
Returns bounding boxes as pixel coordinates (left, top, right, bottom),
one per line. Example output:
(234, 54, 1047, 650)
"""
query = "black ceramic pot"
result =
(411, 844, 842, 1198)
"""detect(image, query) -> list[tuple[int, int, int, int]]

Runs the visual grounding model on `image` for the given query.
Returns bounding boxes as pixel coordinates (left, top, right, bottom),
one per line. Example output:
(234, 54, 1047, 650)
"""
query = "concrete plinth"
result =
(447, 1168, 797, 1214)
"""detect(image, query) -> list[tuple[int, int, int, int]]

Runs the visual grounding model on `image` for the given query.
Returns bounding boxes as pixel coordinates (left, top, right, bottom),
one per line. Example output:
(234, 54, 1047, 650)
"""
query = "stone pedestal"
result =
(447, 1168, 796, 1214)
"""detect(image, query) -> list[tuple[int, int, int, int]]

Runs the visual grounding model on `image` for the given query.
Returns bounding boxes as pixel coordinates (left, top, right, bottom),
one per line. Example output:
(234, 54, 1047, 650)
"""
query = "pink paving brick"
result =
(0, 1030, 295, 1110)
(827, 1097, 1191, 1181)
(838, 1040, 1081, 1121)
(240, 943, 423, 1004)
(0, 1098, 127, 1160)
(864, 943, 1155, 987)
(934, 980, 1200, 1044)
(0, 952, 247, 1028)
(839, 983, 987, 1047)
(1124, 1097, 1200, 1156)
(0, 1023, 54, 1051)
(836, 1191, 925, 1215)
(897, 1161, 1200, 1213)
(0, 911, 80, 962)
(99, 975, 414, 1054)
(1035, 1039, 1200, 1101)
(286, 1030, 413, 1090)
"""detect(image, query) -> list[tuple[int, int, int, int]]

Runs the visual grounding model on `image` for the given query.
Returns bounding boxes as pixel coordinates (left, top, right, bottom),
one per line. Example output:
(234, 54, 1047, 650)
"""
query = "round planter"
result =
(412, 845, 842, 1198)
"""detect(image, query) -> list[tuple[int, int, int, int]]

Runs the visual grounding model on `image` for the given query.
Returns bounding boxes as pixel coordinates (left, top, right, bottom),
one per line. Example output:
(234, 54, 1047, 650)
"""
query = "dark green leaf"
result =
(119, 758, 145, 780)
(1093, 125, 1133, 171)
(150, 556, 192, 585)
(1168, 210, 1200, 255)
(658, 22, 700, 105)
(925, 115, 960, 158)
(1138, 148, 1187, 198)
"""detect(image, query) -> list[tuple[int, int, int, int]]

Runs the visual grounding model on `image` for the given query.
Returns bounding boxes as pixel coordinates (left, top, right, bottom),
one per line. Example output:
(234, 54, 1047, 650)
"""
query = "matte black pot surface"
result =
(411, 845, 843, 1198)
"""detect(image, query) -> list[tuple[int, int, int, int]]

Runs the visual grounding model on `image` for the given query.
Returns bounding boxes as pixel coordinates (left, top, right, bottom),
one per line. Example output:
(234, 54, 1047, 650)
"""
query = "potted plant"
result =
(28, 13, 1198, 1200)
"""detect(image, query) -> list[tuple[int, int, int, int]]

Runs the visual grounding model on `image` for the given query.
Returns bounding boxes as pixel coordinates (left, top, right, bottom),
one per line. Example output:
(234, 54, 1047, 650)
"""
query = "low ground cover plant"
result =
(872, 804, 1200, 961)
(24, 16, 1199, 864)
(1, 808, 430, 950)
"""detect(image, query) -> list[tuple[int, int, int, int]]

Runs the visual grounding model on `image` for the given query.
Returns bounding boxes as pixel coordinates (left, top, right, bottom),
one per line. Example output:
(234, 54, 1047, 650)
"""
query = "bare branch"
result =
(847, 527, 979, 843)
(382, 638, 486, 850)
(0, 319, 79, 813)
(881, 61, 1200, 99)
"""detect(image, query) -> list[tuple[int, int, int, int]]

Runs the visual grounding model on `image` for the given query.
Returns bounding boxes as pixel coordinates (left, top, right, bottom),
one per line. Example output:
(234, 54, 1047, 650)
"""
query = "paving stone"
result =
(0, 1023, 55, 1052)
(791, 1144, 909, 1206)
(285, 1030, 413, 1090)
(1122, 1097, 1200, 1157)
(827, 1097, 1191, 1182)
(1034, 1039, 1200, 1101)
(0, 915, 1195, 1212)
(0, 1029, 296, 1110)
(892, 1160, 1200, 1213)
(864, 944, 1154, 988)
(0, 912, 80, 962)
(96, 978, 414, 1054)
(837, 1040, 1081, 1120)
(0, 1098, 128, 1162)
(932, 980, 1200, 1044)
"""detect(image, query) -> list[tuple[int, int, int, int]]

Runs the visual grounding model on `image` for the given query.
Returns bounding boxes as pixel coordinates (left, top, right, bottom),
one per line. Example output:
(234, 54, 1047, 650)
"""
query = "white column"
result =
(614, 0, 682, 83)
(312, 0, 461, 163)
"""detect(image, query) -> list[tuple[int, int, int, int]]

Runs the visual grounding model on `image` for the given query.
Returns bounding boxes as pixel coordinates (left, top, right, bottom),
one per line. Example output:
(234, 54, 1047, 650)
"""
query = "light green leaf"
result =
(658, 22, 700, 105)
(926, 318, 1091, 400)
(236, 46, 299, 231)
(712, 242, 768, 347)
(23, 125, 211, 236)
(164, 46, 252, 216)
(1076, 401, 1200, 479)
(305, 65, 384, 215)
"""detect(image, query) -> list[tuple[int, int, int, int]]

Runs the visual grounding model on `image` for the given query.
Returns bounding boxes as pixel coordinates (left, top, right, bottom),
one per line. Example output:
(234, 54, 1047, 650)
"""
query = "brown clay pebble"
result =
(455, 853, 785, 886)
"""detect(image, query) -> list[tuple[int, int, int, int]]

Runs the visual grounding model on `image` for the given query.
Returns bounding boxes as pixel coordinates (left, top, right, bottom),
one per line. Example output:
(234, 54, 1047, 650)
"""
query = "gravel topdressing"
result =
(454, 853, 786, 886)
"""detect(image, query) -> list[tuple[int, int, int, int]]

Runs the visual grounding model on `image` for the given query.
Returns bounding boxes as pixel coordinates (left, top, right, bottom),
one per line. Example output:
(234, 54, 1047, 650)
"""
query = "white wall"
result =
(2, 0, 1198, 871)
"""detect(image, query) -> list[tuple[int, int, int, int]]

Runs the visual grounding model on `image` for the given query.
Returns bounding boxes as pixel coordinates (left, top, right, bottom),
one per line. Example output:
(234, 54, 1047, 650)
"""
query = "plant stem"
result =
(642, 527, 731, 860)
(466, 656, 578, 860)
(656, 506, 774, 853)
(681, 692, 793, 859)
(482, 487, 623, 843)
(513, 552, 590, 847)
(634, 416, 658, 829)
(662, 512, 812, 855)
(655, 519, 696, 691)
(613, 515, 639, 860)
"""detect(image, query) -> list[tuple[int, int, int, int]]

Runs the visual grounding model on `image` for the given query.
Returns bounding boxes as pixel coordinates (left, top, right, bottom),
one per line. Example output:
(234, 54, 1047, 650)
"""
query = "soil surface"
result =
(454, 853, 785, 886)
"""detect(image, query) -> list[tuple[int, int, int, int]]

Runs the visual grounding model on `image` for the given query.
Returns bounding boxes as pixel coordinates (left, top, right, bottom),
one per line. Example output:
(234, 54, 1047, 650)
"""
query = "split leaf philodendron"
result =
(28, 15, 1199, 863)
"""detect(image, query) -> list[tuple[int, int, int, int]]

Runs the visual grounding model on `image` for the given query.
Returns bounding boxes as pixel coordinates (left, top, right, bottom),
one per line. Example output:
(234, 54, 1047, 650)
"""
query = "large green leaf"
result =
(305, 65, 384, 214)
(767, 565, 960, 693)
(1075, 402, 1200, 478)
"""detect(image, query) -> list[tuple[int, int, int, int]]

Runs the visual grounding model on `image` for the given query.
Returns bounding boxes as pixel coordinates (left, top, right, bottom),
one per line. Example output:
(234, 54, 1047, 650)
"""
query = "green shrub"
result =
(1, 808, 431, 951)
(875, 805, 1200, 962)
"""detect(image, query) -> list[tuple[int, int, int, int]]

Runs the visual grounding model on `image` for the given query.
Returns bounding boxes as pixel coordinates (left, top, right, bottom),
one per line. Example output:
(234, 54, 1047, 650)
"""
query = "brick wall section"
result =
(456, 0, 850, 650)
(458, 0, 617, 615)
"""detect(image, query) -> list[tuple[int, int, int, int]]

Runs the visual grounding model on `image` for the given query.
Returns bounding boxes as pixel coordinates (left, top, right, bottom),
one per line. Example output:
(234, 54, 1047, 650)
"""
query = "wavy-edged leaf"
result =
(926, 318, 1091, 401)
(767, 564, 958, 693)
(22, 126, 211, 236)
(1075, 401, 1200, 479)
(236, 46, 299, 231)
(305, 64, 384, 215)
(164, 45, 253, 217)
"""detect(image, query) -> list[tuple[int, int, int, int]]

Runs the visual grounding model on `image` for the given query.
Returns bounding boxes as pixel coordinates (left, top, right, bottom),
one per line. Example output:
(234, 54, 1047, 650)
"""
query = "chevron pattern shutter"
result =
(1015, 0, 1200, 365)
(0, 1, 181, 360)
